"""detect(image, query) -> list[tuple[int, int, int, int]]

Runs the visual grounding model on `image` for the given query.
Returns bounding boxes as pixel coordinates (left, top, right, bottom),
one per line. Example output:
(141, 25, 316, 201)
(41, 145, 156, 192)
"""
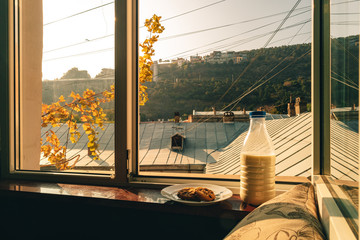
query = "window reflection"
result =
(330, 0, 359, 212)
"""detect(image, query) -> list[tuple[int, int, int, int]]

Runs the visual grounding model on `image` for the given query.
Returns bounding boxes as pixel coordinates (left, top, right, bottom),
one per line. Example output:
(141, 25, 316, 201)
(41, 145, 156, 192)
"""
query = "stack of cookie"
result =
(177, 187, 216, 201)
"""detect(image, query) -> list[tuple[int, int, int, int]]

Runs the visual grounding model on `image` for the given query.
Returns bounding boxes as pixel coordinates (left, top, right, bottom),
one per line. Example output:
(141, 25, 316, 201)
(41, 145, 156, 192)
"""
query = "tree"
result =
(41, 15, 164, 170)
(60, 67, 91, 79)
(138, 14, 165, 105)
(95, 68, 115, 79)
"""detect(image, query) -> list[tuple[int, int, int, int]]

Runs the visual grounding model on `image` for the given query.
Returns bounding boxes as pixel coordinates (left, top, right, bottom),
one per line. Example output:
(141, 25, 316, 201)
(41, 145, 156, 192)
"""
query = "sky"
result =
(41, 0, 359, 80)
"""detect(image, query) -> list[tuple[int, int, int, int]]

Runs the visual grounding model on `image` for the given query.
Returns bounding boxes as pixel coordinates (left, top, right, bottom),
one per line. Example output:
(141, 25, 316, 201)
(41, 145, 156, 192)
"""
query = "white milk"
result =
(240, 153, 276, 206)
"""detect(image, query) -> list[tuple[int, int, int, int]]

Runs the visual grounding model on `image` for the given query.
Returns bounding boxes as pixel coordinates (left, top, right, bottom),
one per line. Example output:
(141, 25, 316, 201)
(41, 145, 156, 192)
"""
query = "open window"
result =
(137, 0, 313, 182)
(1, 1, 359, 238)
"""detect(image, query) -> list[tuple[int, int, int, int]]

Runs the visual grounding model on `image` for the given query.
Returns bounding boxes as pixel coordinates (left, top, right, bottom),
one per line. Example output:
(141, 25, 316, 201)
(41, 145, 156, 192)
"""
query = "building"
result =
(287, 97, 308, 117)
(0, 1, 358, 239)
(189, 55, 203, 63)
(171, 58, 186, 67)
(204, 51, 248, 64)
(39, 111, 358, 182)
(190, 109, 250, 122)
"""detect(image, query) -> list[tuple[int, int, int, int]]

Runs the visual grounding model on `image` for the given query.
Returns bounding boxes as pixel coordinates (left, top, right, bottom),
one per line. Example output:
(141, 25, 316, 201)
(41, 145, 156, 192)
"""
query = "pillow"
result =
(224, 183, 325, 240)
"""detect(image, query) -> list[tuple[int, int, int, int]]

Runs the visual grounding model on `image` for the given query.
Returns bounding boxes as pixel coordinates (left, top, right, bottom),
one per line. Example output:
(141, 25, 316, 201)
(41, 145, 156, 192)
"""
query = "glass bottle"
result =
(240, 111, 276, 206)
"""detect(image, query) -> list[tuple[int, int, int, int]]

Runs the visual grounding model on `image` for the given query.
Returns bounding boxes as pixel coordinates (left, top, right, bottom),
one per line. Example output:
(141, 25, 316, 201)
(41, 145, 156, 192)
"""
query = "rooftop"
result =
(40, 112, 358, 181)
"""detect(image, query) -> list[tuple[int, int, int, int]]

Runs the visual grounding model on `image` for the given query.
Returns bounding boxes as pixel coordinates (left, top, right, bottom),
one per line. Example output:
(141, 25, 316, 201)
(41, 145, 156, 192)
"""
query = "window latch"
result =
(126, 149, 133, 181)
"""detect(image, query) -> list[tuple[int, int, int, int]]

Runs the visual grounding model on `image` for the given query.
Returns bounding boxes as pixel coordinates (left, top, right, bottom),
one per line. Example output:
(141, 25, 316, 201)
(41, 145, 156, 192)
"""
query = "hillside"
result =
(141, 43, 312, 121)
(41, 35, 359, 122)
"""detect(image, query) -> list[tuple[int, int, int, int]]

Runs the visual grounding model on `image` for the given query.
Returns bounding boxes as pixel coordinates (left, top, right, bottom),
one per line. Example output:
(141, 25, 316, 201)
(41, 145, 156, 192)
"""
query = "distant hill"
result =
(140, 35, 358, 121)
(41, 35, 359, 122)
(42, 78, 114, 109)
(141, 43, 312, 121)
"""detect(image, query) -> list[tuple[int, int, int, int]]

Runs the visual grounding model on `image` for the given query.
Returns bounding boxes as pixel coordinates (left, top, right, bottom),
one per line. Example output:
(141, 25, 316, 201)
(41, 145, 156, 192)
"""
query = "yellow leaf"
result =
(59, 95, 65, 102)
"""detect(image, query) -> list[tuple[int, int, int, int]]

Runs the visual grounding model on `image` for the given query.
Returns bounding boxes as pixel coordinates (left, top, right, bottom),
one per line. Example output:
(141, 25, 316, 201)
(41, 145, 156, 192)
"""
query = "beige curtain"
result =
(19, 0, 43, 170)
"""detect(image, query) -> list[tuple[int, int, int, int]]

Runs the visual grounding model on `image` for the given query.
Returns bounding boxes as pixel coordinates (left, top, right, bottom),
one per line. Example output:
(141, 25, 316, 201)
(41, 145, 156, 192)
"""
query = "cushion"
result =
(225, 183, 325, 240)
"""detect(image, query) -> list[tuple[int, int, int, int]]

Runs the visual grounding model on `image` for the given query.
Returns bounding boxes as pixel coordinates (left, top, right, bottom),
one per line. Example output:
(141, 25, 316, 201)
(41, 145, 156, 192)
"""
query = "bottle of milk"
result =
(240, 111, 276, 206)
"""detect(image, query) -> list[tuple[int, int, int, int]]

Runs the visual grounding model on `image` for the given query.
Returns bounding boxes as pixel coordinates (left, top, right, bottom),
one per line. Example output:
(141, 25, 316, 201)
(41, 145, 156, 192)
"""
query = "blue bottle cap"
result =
(249, 111, 266, 118)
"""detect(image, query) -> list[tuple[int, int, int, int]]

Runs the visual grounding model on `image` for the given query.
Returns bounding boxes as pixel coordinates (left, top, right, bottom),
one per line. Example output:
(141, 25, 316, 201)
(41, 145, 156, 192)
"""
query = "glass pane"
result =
(18, 0, 115, 174)
(330, 0, 359, 211)
(138, 0, 312, 178)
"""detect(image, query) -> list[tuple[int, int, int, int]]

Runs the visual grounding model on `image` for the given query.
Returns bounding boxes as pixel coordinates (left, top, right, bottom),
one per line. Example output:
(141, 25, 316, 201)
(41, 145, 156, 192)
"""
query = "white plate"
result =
(161, 183, 233, 206)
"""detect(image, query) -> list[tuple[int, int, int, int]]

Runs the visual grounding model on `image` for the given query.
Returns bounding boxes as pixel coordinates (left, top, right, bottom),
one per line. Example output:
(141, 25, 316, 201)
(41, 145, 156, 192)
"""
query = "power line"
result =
(160, 9, 310, 42)
(332, 77, 359, 90)
(164, 19, 282, 59)
(287, 20, 309, 45)
(43, 47, 113, 62)
(332, 0, 360, 6)
(43, 18, 310, 62)
(182, 49, 311, 134)
(263, 0, 302, 48)
(331, 71, 359, 87)
(194, 22, 310, 56)
(43, 8, 310, 54)
(227, 49, 311, 111)
(331, 12, 360, 15)
(216, 0, 304, 104)
(43, 2, 114, 26)
(268, 31, 311, 46)
(138, 0, 227, 29)
(163, 0, 353, 60)
(229, 45, 311, 111)
(43, 34, 113, 54)
(168, 34, 312, 114)
(331, 21, 359, 25)
(161, 0, 226, 22)
(166, 17, 310, 60)
(229, 35, 312, 111)
(41, 0, 357, 27)
(220, 20, 310, 52)
(331, 35, 359, 62)
(182, 6, 308, 134)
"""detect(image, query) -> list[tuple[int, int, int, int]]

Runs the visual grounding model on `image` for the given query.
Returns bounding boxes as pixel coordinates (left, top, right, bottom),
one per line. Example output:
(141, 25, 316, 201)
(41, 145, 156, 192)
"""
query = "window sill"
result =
(0, 179, 308, 238)
(314, 175, 358, 240)
(0, 179, 254, 221)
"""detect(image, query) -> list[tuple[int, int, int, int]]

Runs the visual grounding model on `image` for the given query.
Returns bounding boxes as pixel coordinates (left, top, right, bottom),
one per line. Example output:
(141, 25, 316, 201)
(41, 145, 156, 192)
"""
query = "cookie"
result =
(177, 187, 216, 201)
(177, 187, 199, 201)
(195, 187, 216, 201)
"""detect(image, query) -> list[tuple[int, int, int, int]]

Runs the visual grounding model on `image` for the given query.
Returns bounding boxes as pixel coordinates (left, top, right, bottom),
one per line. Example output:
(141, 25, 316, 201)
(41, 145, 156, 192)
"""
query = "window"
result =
(138, 0, 313, 180)
(19, 0, 116, 175)
(1, 1, 359, 233)
(327, 0, 359, 235)
(330, 0, 359, 190)
(311, 0, 359, 238)
(3, 0, 318, 184)
(3, 0, 131, 184)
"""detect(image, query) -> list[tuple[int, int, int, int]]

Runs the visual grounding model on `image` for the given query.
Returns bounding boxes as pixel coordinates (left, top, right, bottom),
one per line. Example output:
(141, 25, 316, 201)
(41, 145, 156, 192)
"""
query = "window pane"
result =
(330, 0, 359, 210)
(138, 0, 312, 178)
(18, 0, 115, 174)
